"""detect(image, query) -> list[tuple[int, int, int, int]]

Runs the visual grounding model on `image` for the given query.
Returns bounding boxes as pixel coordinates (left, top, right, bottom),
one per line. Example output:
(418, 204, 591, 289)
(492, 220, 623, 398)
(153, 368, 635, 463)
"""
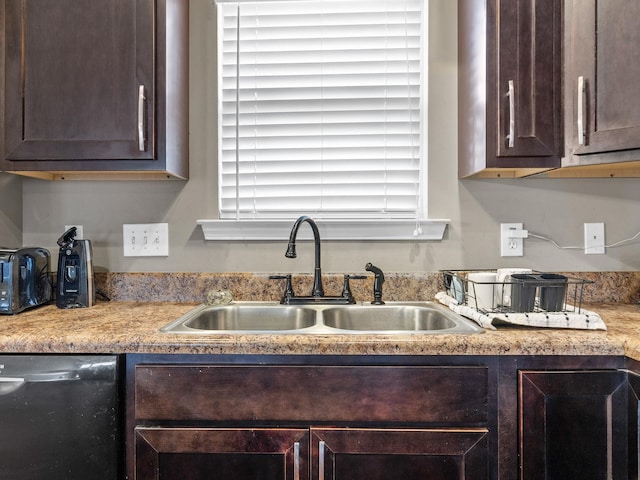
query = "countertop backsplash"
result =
(94, 272, 640, 305)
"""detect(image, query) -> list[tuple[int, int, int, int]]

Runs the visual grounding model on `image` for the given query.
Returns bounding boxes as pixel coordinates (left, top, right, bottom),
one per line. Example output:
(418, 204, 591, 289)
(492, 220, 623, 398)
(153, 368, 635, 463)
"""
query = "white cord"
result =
(529, 230, 640, 251)
(527, 233, 582, 250)
(606, 230, 640, 248)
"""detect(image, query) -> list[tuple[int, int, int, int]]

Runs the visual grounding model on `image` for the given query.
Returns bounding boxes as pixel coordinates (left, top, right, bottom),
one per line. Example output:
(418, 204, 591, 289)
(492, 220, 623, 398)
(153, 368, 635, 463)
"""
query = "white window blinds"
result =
(217, 0, 424, 221)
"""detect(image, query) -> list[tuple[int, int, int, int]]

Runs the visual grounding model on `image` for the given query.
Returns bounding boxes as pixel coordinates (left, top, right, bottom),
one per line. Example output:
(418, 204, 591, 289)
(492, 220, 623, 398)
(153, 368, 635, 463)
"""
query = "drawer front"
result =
(135, 365, 488, 424)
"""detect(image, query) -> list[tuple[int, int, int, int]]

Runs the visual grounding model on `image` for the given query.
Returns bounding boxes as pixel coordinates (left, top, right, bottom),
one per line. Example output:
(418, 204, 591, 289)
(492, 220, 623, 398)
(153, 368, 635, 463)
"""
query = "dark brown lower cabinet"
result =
(128, 359, 491, 479)
(312, 428, 488, 480)
(128, 355, 640, 479)
(134, 426, 488, 480)
(627, 371, 640, 478)
(519, 370, 629, 479)
(135, 427, 309, 480)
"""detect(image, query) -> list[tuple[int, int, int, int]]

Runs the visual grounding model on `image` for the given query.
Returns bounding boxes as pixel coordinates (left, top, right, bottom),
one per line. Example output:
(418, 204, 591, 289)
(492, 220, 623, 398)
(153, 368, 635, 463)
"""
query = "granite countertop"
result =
(0, 301, 639, 359)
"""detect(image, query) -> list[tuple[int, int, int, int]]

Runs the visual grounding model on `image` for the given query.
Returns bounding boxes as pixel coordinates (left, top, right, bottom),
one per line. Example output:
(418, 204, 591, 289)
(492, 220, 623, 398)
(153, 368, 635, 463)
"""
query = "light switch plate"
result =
(584, 223, 605, 254)
(123, 223, 169, 257)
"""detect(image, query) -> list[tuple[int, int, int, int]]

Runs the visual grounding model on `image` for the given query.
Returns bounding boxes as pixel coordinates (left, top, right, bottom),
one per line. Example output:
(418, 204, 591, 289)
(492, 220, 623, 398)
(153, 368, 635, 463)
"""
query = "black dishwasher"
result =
(0, 355, 119, 480)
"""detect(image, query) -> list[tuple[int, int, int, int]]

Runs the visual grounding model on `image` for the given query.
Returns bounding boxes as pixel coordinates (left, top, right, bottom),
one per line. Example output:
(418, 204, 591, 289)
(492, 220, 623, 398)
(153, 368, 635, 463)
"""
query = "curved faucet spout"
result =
(286, 216, 324, 296)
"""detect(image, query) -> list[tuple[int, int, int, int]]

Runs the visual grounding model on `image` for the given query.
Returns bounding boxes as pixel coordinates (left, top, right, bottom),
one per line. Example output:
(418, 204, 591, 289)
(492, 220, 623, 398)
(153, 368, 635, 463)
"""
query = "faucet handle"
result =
(342, 274, 367, 303)
(269, 274, 295, 304)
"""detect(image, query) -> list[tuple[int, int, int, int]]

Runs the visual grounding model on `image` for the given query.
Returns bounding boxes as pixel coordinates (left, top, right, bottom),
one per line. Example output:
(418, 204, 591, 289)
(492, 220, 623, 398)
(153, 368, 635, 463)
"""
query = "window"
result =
(199, 0, 448, 240)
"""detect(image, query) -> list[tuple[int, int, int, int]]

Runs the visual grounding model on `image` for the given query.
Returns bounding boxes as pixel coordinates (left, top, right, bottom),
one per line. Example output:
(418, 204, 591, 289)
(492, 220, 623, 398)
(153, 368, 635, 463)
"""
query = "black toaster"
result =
(0, 247, 52, 314)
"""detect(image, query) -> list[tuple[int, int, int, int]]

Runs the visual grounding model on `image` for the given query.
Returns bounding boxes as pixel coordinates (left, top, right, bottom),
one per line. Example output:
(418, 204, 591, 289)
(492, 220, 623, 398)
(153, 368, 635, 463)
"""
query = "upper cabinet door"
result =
(496, 0, 562, 159)
(4, 0, 154, 161)
(567, 0, 640, 156)
(1, 0, 189, 180)
(458, 0, 562, 178)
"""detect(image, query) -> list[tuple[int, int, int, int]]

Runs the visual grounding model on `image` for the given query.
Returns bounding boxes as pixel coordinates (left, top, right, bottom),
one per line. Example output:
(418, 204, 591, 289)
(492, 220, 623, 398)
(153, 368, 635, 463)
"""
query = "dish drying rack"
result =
(441, 270, 594, 315)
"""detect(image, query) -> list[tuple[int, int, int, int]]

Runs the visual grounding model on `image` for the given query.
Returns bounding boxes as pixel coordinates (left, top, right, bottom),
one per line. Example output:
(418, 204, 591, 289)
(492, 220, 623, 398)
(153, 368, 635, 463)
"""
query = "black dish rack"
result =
(441, 270, 594, 314)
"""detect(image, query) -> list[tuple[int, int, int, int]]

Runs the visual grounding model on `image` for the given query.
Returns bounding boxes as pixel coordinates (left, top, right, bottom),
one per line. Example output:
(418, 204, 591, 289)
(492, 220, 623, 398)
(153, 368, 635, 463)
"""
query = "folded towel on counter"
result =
(435, 292, 607, 331)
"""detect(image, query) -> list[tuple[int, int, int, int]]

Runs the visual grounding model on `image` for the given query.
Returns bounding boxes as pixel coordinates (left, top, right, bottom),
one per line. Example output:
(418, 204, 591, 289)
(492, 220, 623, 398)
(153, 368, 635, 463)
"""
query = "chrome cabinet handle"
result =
(138, 85, 146, 151)
(318, 440, 325, 480)
(294, 441, 300, 480)
(577, 76, 585, 145)
(506, 80, 515, 148)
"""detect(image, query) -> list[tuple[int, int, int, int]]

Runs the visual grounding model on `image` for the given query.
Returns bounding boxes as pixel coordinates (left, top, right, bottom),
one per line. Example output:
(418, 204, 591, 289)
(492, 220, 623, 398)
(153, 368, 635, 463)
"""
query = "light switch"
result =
(123, 223, 169, 257)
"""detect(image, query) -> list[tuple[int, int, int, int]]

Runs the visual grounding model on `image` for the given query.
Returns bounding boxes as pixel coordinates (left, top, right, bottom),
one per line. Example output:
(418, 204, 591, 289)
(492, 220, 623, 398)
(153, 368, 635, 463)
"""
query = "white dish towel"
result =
(435, 292, 607, 331)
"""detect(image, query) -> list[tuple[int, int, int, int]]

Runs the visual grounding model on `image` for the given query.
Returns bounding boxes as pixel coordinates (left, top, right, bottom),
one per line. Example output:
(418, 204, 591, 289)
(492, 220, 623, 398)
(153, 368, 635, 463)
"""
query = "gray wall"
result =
(21, 0, 640, 273)
(0, 173, 22, 247)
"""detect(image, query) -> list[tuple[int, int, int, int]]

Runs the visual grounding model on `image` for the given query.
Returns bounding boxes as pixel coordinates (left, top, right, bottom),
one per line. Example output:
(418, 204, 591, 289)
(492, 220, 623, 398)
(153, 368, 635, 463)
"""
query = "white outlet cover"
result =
(584, 223, 605, 255)
(500, 223, 524, 257)
(123, 223, 169, 257)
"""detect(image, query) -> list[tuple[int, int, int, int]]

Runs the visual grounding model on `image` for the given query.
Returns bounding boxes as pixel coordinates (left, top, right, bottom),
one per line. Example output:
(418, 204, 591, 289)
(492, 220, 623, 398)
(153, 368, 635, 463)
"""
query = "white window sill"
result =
(197, 219, 449, 241)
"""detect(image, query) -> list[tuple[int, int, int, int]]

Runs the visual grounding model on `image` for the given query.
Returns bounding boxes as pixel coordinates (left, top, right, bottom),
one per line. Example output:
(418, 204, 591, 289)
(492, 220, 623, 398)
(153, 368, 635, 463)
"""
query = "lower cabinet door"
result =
(519, 370, 629, 479)
(311, 427, 488, 480)
(135, 427, 309, 480)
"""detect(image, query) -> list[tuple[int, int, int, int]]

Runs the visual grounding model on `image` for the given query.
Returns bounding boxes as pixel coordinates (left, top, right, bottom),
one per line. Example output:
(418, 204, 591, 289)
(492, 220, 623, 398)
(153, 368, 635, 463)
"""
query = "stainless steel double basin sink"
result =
(161, 301, 484, 335)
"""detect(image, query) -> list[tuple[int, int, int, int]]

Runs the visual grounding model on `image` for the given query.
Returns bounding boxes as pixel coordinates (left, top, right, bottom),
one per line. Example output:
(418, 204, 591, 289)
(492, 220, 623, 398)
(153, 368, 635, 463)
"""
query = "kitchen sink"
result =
(161, 302, 317, 333)
(322, 305, 460, 331)
(161, 301, 484, 335)
(185, 304, 316, 331)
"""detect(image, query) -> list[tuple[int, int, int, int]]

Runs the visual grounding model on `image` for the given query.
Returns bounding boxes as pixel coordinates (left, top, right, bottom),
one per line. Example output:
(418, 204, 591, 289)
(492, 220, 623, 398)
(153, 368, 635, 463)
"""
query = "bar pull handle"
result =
(138, 85, 146, 151)
(0, 377, 25, 396)
(318, 440, 326, 480)
(293, 441, 300, 480)
(506, 80, 515, 148)
(577, 76, 586, 145)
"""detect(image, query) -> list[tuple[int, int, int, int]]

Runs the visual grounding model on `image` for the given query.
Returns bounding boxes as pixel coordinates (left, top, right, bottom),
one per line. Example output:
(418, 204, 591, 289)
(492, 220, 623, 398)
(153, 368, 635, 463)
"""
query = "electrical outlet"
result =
(64, 224, 84, 239)
(123, 223, 169, 257)
(500, 223, 526, 257)
(584, 223, 605, 254)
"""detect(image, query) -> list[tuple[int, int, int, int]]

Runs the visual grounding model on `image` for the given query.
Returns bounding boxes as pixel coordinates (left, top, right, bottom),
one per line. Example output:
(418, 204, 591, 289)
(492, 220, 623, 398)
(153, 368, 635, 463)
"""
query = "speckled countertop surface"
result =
(0, 301, 639, 359)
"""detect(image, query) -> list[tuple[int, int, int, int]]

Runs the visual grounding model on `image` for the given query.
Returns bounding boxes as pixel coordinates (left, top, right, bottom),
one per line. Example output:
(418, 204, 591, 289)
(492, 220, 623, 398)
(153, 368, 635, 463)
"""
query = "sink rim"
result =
(160, 301, 484, 335)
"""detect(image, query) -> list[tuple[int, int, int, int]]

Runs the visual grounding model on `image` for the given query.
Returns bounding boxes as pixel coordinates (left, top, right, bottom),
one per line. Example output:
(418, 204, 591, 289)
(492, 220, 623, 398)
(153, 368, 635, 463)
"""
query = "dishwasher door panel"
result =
(0, 355, 118, 480)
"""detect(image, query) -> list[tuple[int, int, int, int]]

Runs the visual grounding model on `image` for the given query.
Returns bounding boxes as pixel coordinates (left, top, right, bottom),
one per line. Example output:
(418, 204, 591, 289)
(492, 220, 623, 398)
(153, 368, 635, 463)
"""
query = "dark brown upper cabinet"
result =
(458, 0, 562, 178)
(556, 0, 640, 176)
(0, 0, 188, 180)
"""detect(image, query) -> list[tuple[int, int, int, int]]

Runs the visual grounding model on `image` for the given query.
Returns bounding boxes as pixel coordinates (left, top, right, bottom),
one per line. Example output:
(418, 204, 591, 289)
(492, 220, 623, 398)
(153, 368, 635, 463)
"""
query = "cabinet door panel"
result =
(311, 428, 488, 480)
(627, 372, 640, 480)
(568, 0, 640, 155)
(135, 427, 309, 480)
(4, 0, 155, 160)
(497, 0, 561, 159)
(519, 370, 628, 479)
(458, 0, 561, 177)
